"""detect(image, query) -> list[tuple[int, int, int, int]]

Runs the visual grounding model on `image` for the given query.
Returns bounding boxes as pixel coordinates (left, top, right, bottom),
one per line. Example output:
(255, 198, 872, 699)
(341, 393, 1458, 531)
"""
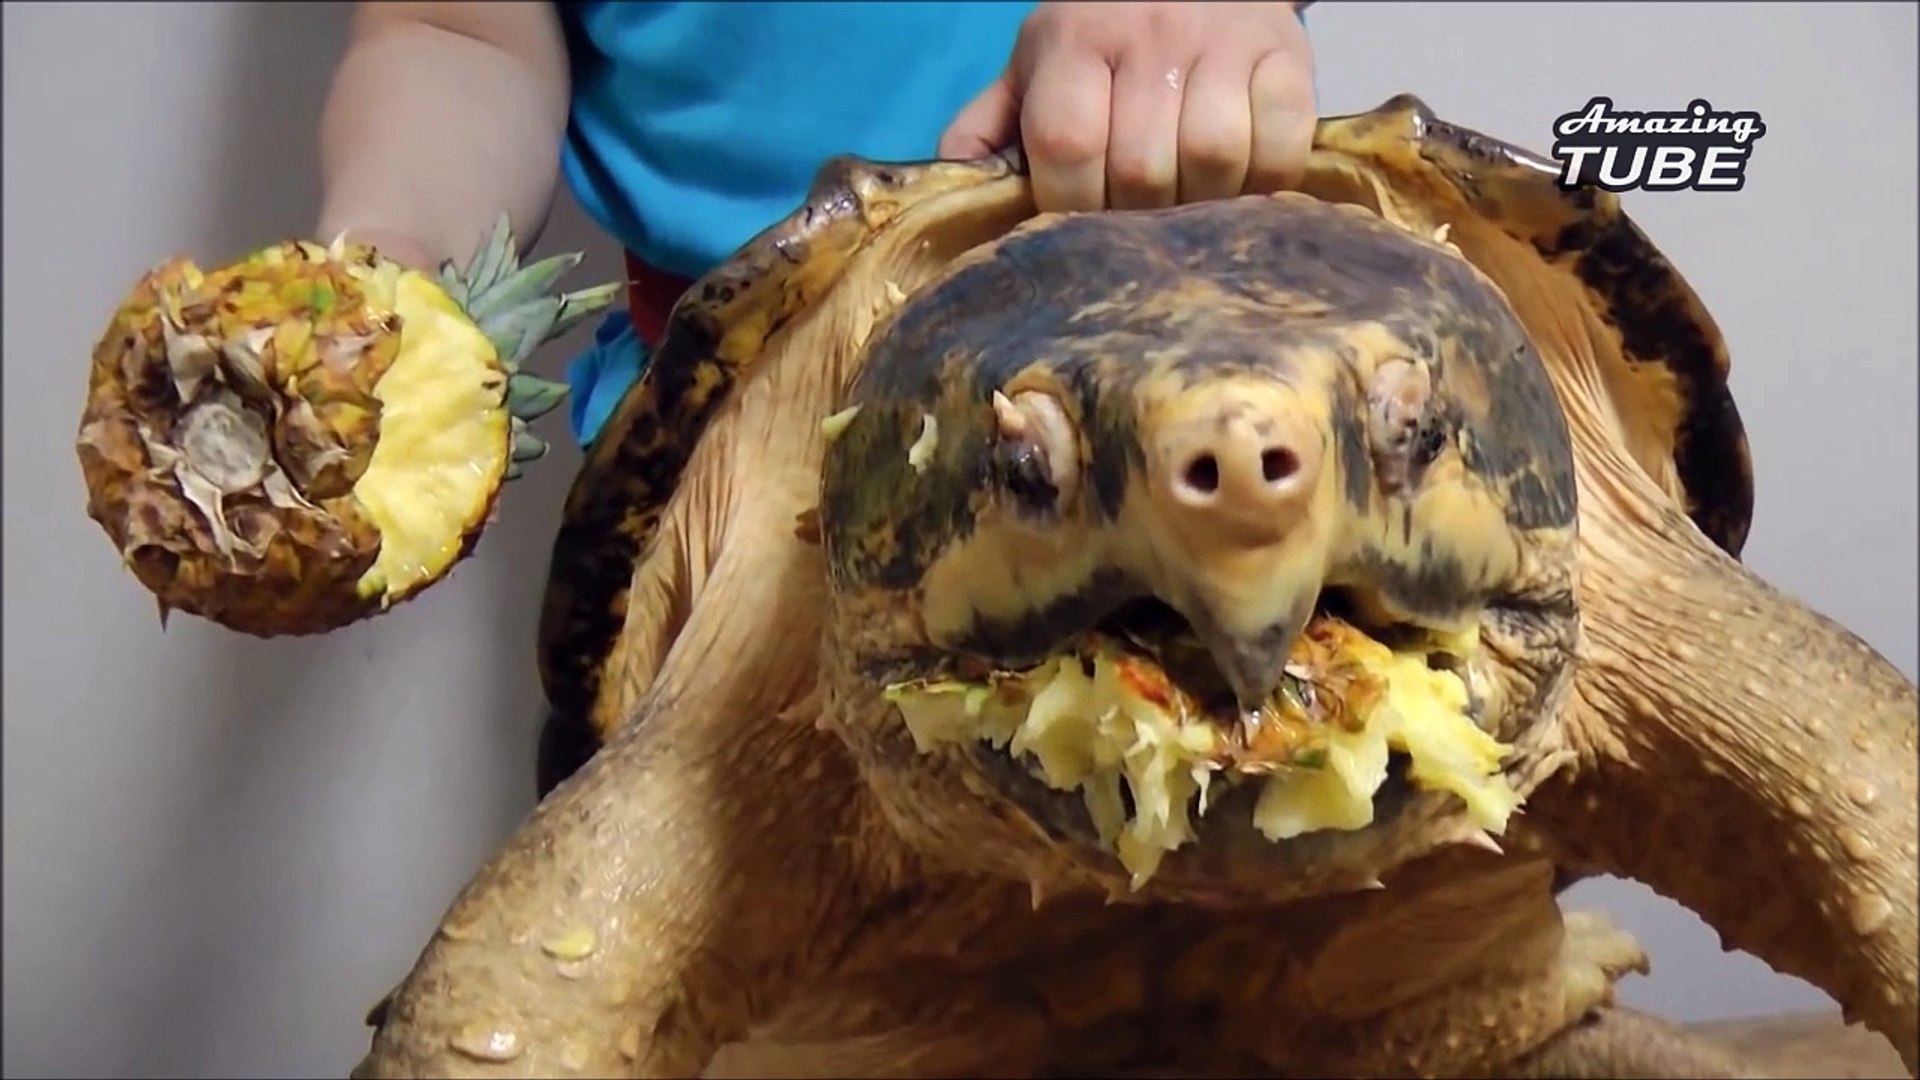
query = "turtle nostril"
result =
(1148, 385, 1322, 546)
(1183, 454, 1221, 496)
(1261, 447, 1299, 484)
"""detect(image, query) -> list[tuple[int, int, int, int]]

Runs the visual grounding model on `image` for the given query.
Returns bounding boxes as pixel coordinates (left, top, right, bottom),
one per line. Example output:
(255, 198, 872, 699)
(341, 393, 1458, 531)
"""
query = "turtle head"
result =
(831, 196, 1574, 703)
(1116, 248, 1580, 713)
(820, 192, 1580, 901)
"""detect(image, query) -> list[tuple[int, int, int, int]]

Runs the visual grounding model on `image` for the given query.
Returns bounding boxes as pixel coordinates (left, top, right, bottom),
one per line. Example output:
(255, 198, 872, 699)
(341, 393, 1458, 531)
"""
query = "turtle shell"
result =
(1303, 94, 1754, 557)
(532, 94, 1756, 794)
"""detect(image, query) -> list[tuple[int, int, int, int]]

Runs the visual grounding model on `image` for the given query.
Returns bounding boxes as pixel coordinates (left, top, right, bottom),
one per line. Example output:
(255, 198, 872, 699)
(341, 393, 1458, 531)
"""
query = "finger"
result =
(1104, 50, 1188, 210)
(939, 74, 1020, 160)
(1245, 47, 1317, 193)
(1175, 51, 1256, 204)
(1018, 49, 1113, 213)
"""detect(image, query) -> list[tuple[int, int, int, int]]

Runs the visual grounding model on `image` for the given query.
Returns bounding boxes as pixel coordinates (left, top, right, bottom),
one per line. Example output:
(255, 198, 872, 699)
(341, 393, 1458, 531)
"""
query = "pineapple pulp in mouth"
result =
(883, 597, 1519, 887)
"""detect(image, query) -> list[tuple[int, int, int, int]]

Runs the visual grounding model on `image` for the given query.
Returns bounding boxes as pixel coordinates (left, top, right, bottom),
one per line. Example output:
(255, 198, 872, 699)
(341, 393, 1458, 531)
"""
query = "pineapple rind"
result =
(77, 259, 385, 636)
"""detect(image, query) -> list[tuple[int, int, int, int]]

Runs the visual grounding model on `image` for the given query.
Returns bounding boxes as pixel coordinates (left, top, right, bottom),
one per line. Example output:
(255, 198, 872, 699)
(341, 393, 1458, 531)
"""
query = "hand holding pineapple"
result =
(76, 220, 618, 636)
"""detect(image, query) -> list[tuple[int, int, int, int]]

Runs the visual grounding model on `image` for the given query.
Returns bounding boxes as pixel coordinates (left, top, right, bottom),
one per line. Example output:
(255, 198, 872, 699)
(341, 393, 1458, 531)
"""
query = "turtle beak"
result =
(1133, 376, 1341, 712)
(1182, 590, 1319, 712)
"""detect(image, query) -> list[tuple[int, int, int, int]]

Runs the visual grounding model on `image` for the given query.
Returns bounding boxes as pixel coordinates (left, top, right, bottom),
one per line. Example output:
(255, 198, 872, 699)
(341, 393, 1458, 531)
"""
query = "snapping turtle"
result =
(357, 95, 1917, 1078)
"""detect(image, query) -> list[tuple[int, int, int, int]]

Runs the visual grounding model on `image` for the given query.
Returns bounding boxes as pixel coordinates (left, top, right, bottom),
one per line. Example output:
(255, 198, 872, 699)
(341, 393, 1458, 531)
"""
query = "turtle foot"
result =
(1273, 904, 1649, 1077)
(1496, 1005, 1910, 1079)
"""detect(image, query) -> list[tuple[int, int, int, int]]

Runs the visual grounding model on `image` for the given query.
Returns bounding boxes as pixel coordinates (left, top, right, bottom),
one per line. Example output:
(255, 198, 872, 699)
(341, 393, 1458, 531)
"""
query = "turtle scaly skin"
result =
(354, 96, 1915, 1079)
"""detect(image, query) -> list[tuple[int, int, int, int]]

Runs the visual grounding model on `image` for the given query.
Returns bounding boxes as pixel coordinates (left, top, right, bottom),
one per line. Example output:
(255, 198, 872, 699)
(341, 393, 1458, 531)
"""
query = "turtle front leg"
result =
(354, 544, 877, 1077)
(1528, 457, 1918, 1075)
(353, 681, 871, 1078)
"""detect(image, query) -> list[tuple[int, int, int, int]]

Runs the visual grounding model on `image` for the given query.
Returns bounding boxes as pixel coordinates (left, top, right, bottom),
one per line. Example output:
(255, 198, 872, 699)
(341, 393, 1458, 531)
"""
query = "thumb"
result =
(938, 73, 1021, 160)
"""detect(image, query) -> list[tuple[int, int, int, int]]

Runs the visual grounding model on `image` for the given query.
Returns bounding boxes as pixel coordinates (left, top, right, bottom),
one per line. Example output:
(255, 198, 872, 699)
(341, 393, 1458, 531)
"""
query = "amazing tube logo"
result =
(1550, 97, 1766, 193)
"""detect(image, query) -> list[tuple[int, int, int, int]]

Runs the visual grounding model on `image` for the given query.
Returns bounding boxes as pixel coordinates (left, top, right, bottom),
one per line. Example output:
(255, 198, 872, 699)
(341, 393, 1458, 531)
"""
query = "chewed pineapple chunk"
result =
(819, 405, 863, 442)
(906, 413, 940, 473)
(887, 652, 1222, 888)
(1251, 646, 1515, 841)
(884, 618, 1520, 889)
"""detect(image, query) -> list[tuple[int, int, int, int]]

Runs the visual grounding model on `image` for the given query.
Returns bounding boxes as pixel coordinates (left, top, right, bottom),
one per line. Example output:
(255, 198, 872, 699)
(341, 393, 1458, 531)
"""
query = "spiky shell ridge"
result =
(77, 216, 617, 636)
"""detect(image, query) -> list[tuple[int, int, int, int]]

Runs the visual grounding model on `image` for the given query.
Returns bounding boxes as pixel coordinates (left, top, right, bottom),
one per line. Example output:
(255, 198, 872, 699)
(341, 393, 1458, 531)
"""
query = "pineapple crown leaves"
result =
(504, 417, 550, 481)
(437, 214, 621, 432)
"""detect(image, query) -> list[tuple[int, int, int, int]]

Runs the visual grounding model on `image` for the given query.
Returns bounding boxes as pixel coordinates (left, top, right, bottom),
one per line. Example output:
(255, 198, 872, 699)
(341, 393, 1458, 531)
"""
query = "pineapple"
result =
(76, 217, 618, 636)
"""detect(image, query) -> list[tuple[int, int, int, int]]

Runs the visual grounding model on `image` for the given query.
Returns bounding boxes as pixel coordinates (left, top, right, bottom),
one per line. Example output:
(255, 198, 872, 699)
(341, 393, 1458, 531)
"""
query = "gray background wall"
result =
(4, 2, 1913, 1076)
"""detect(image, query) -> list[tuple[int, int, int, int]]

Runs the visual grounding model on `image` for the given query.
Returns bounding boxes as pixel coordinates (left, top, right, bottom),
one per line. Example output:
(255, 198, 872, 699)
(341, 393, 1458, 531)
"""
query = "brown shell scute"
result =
(1320, 94, 1754, 557)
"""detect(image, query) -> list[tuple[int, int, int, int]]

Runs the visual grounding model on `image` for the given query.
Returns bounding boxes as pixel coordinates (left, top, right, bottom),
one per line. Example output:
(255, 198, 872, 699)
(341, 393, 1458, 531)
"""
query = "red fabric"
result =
(623, 250, 696, 350)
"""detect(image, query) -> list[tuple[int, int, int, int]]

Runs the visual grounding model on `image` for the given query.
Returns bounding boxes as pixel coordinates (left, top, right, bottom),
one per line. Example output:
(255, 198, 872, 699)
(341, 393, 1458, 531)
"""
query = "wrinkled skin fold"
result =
(353, 98, 1916, 1078)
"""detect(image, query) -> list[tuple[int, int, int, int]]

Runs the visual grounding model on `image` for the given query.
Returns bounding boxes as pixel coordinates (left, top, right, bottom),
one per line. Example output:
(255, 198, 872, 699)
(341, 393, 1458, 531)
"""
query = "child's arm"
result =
(314, 1, 572, 269)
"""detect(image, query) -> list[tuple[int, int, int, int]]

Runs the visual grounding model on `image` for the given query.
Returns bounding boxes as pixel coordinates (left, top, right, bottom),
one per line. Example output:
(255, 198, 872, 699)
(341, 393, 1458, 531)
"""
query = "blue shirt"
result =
(557, 1, 1036, 445)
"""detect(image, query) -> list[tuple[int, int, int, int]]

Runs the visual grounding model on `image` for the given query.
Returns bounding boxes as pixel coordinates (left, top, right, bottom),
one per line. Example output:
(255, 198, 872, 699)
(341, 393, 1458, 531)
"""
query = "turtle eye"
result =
(991, 438, 1060, 514)
(988, 388, 1081, 518)
(1366, 357, 1449, 494)
(1410, 414, 1450, 467)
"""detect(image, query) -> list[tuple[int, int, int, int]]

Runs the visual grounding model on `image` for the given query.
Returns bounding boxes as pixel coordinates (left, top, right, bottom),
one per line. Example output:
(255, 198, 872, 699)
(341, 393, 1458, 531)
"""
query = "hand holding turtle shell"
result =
(938, 1, 1317, 212)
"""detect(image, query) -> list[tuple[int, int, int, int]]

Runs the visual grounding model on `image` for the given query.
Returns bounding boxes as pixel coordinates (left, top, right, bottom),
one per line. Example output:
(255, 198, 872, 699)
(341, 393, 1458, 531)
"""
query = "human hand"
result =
(938, 2, 1316, 213)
